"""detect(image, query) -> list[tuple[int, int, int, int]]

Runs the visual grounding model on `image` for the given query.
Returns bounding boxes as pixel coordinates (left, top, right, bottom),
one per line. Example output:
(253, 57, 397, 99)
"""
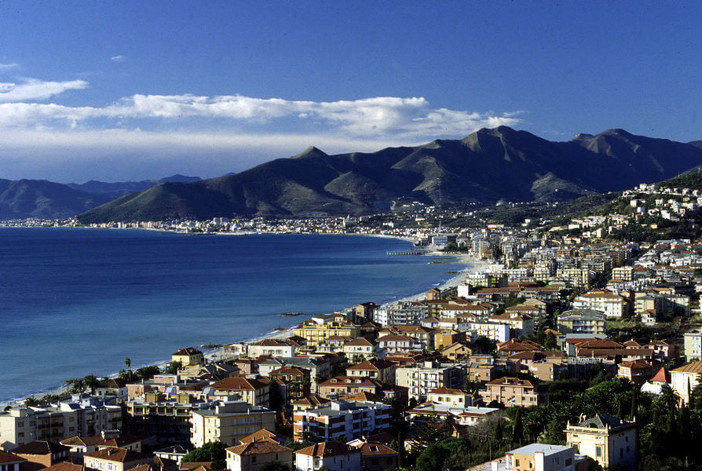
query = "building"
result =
(441, 342, 474, 362)
(190, 401, 275, 447)
(342, 338, 381, 361)
(171, 348, 205, 367)
(480, 377, 548, 407)
(83, 448, 152, 471)
(684, 329, 702, 361)
(269, 367, 311, 401)
(573, 290, 630, 319)
(671, 360, 702, 404)
(0, 451, 25, 471)
(373, 302, 427, 326)
(292, 400, 391, 442)
(377, 335, 425, 354)
(247, 339, 295, 358)
(126, 393, 202, 444)
(293, 321, 360, 348)
(294, 442, 361, 471)
(210, 378, 270, 408)
(12, 441, 70, 469)
(395, 361, 465, 401)
(356, 442, 398, 471)
(0, 401, 122, 451)
(489, 312, 534, 337)
(565, 414, 637, 470)
(317, 377, 383, 400)
(346, 359, 396, 385)
(225, 439, 293, 471)
(503, 443, 577, 471)
(557, 310, 606, 335)
(434, 329, 466, 350)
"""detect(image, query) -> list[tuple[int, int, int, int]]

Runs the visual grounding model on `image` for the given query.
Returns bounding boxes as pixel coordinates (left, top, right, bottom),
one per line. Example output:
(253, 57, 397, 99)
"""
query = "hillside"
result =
(0, 175, 200, 220)
(78, 126, 702, 222)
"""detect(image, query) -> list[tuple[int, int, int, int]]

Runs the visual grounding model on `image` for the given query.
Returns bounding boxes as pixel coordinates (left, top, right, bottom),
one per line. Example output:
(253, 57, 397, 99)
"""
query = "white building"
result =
(671, 361, 702, 404)
(502, 443, 577, 471)
(395, 361, 465, 401)
(374, 302, 427, 326)
(294, 442, 361, 471)
(573, 290, 629, 319)
(684, 329, 702, 361)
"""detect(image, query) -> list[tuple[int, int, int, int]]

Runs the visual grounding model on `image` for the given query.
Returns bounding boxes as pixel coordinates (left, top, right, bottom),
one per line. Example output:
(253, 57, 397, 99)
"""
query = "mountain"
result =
(77, 126, 702, 222)
(0, 175, 200, 220)
(0, 179, 112, 219)
(68, 174, 201, 200)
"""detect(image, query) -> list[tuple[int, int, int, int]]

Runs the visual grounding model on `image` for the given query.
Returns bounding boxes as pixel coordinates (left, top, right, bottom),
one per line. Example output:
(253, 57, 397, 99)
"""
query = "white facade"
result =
(374, 302, 426, 326)
(465, 321, 510, 343)
(295, 449, 361, 471)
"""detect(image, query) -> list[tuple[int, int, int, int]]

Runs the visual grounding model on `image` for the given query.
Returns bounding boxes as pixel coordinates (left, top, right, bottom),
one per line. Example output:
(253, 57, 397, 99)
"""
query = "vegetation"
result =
(183, 441, 227, 470)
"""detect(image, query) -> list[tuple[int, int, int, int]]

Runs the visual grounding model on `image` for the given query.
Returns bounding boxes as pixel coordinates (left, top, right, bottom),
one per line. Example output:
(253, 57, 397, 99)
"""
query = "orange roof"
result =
(227, 440, 291, 456)
(650, 366, 671, 384)
(428, 387, 465, 395)
(211, 377, 267, 391)
(673, 361, 702, 374)
(296, 442, 359, 457)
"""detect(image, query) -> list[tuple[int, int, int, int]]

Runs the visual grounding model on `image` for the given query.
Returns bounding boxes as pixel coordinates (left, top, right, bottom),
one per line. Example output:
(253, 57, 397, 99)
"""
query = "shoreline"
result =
(2, 232, 483, 407)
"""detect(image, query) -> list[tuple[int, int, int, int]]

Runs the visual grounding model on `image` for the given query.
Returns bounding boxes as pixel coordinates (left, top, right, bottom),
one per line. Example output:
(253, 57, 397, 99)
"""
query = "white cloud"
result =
(0, 93, 521, 139)
(0, 78, 89, 102)
(0, 85, 524, 180)
(0, 62, 19, 71)
(110, 55, 126, 62)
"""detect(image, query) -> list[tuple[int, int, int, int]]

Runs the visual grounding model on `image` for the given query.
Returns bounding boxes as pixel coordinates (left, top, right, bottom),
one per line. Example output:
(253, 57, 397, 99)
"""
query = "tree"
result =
(544, 332, 558, 350)
(512, 407, 524, 445)
(166, 361, 182, 375)
(125, 358, 131, 369)
(183, 442, 227, 470)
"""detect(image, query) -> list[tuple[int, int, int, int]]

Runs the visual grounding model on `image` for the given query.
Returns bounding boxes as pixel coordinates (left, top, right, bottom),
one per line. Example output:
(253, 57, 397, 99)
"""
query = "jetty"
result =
(386, 248, 424, 256)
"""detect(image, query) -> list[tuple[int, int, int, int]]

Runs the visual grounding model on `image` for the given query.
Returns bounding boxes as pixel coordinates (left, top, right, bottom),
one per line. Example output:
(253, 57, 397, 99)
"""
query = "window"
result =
(596, 446, 602, 457)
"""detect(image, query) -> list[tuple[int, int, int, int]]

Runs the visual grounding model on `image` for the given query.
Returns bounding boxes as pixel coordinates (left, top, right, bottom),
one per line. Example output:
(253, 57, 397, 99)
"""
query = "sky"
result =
(1, 1, 702, 182)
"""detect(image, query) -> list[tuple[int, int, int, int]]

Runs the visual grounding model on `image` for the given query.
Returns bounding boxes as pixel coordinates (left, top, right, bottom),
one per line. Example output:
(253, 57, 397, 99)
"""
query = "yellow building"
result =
(433, 329, 466, 350)
(565, 414, 636, 470)
(190, 401, 275, 447)
(293, 321, 360, 347)
(171, 347, 204, 367)
(210, 378, 270, 408)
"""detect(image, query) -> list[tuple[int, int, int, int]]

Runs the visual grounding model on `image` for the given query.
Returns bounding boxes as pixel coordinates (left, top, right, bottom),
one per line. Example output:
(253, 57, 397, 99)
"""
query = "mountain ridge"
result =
(77, 126, 702, 222)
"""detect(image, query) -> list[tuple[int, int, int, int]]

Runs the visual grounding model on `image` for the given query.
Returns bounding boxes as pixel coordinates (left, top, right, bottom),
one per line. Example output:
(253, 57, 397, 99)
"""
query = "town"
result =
(4, 180, 702, 471)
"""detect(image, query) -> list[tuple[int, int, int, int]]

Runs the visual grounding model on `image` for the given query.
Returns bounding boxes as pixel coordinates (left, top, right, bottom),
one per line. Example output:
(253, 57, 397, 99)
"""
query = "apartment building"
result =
(190, 401, 275, 447)
(0, 400, 122, 451)
(292, 400, 391, 442)
(480, 377, 548, 407)
(395, 361, 465, 401)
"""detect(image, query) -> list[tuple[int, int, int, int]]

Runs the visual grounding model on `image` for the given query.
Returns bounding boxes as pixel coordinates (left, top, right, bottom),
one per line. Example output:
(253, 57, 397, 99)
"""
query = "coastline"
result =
(3, 233, 483, 407)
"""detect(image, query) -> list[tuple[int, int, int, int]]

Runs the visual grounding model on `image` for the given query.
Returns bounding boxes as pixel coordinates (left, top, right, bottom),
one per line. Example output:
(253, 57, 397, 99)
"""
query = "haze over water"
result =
(0, 228, 462, 404)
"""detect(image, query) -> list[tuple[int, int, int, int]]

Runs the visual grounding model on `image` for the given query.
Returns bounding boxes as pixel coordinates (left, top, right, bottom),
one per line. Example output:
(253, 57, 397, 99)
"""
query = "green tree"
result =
(544, 332, 558, 350)
(183, 442, 227, 470)
(166, 361, 182, 375)
(135, 366, 160, 380)
(512, 407, 523, 445)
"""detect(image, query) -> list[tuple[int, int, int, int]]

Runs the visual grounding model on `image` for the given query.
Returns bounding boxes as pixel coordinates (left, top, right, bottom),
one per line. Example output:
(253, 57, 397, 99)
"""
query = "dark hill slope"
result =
(0, 179, 111, 219)
(78, 127, 702, 222)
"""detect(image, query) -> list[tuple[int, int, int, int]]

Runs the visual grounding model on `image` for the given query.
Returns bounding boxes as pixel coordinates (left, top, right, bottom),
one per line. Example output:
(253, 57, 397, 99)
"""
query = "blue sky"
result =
(1, 1, 701, 182)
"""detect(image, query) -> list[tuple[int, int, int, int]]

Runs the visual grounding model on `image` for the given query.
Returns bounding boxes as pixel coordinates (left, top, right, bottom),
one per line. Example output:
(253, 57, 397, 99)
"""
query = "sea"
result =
(0, 227, 465, 404)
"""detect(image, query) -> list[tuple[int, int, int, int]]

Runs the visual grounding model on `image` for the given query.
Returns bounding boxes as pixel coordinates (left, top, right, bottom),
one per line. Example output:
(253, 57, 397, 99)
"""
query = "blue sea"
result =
(0, 228, 464, 404)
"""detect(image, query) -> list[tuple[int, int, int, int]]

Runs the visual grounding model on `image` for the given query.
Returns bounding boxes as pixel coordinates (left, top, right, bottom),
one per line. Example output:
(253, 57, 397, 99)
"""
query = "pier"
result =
(387, 249, 425, 256)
